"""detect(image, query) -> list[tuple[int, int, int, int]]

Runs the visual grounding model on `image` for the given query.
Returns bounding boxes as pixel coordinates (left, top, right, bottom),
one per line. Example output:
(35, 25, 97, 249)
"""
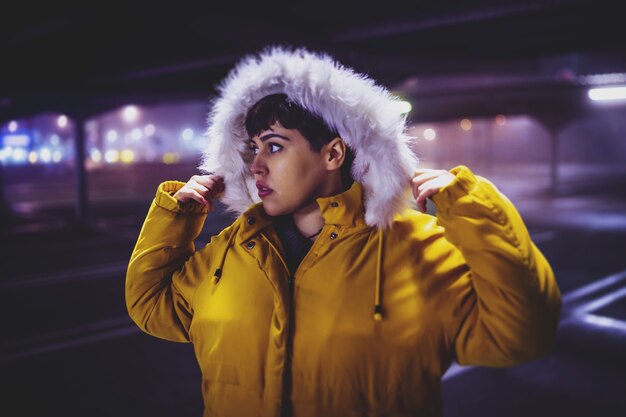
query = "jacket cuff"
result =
(155, 181, 209, 214)
(430, 165, 478, 212)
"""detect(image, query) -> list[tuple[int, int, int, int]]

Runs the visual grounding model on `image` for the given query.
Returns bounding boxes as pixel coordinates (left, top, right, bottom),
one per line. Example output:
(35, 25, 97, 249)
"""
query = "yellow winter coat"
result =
(126, 165, 561, 417)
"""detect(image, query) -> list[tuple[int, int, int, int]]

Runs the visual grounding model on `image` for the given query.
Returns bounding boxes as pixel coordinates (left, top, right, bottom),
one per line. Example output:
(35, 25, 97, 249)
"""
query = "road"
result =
(1, 161, 625, 416)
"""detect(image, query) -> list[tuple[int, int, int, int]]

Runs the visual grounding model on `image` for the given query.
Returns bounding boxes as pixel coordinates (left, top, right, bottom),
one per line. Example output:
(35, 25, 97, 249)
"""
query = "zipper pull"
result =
(213, 268, 222, 284)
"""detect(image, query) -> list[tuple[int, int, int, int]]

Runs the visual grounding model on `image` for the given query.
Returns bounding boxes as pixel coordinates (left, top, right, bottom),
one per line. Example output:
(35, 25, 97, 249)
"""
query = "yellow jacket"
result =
(126, 165, 561, 417)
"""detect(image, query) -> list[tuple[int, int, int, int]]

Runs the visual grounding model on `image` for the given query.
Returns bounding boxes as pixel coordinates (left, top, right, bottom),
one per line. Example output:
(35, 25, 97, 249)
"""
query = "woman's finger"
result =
(193, 175, 225, 198)
(413, 172, 455, 212)
(174, 175, 224, 209)
(194, 175, 223, 188)
(182, 189, 208, 205)
(411, 171, 442, 199)
(414, 179, 441, 212)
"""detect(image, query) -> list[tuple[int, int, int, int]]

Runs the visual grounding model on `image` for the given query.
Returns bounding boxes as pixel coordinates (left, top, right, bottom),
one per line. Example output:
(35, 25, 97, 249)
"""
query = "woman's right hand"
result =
(173, 175, 224, 211)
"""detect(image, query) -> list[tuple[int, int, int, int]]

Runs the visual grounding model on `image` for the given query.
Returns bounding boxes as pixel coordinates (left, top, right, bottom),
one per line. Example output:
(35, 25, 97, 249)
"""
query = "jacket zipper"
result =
(276, 228, 327, 417)
(281, 274, 295, 417)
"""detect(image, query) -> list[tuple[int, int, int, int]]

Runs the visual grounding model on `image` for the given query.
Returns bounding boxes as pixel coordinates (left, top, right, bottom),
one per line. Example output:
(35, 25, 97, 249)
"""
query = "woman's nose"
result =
(250, 153, 267, 175)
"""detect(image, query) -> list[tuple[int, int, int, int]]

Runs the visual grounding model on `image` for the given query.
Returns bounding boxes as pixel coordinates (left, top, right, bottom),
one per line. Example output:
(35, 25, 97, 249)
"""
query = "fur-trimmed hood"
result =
(199, 46, 418, 229)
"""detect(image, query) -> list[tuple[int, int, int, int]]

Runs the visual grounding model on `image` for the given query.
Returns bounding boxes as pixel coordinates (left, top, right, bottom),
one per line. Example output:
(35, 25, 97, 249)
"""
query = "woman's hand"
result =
(173, 175, 224, 211)
(411, 168, 455, 213)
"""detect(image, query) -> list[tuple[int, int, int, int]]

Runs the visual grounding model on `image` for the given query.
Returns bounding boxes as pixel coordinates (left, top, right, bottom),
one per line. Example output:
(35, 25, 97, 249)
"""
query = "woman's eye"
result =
(249, 143, 281, 156)
(269, 143, 282, 153)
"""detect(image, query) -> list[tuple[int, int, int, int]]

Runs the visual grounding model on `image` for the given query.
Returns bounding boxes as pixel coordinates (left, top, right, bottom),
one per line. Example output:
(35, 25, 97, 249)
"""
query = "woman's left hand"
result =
(411, 168, 456, 213)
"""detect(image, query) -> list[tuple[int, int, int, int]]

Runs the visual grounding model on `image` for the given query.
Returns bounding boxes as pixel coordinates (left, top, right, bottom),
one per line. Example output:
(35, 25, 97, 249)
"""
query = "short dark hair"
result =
(245, 93, 354, 187)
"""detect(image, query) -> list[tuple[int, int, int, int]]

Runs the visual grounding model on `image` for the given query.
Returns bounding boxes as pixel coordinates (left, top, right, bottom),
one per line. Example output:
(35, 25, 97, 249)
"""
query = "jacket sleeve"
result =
(125, 180, 209, 342)
(429, 165, 561, 367)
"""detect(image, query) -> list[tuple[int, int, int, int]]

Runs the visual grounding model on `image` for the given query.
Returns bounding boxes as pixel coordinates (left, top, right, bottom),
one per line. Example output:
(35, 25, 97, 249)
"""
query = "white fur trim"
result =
(199, 46, 419, 229)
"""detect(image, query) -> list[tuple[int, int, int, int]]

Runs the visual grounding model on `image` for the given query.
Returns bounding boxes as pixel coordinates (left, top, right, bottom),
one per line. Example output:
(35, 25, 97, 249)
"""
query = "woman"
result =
(126, 47, 561, 417)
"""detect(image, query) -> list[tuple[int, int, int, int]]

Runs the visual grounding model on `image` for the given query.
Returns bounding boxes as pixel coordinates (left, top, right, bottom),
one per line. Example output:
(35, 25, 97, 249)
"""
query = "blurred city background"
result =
(1, 1, 625, 416)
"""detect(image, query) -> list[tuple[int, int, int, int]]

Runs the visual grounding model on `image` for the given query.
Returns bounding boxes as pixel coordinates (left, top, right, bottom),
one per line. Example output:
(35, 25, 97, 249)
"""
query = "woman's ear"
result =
(323, 137, 347, 171)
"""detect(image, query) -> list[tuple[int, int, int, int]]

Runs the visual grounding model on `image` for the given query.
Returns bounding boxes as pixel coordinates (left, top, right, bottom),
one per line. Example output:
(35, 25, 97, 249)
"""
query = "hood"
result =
(199, 46, 419, 229)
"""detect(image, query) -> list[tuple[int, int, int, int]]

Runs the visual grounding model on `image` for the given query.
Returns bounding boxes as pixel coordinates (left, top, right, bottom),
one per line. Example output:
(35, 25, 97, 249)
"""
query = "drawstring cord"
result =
(374, 228, 384, 321)
(213, 228, 238, 284)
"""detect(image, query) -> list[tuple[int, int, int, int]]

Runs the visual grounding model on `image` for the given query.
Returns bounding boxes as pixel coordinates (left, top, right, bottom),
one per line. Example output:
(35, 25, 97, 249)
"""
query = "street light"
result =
(423, 128, 437, 141)
(122, 105, 139, 123)
(182, 128, 194, 141)
(106, 130, 118, 142)
(588, 86, 626, 102)
(57, 115, 68, 128)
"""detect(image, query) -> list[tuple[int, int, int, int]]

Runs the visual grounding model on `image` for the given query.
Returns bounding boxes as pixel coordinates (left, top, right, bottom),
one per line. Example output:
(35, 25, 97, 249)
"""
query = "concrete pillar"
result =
(0, 161, 8, 233)
(73, 114, 89, 227)
(533, 113, 571, 197)
(549, 127, 560, 195)
(484, 121, 494, 177)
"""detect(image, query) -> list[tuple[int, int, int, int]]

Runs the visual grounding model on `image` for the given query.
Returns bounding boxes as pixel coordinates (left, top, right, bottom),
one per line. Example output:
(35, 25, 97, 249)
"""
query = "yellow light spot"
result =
(460, 118, 472, 131)
(28, 151, 38, 164)
(120, 149, 135, 163)
(162, 152, 179, 165)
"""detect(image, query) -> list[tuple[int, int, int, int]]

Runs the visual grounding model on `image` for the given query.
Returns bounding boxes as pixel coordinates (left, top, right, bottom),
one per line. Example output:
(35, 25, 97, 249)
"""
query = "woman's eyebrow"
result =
(259, 133, 291, 142)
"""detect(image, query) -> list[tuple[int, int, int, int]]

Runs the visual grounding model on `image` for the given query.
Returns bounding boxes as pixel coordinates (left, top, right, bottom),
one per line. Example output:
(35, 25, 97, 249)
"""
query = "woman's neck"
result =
(291, 176, 345, 239)
(292, 203, 325, 239)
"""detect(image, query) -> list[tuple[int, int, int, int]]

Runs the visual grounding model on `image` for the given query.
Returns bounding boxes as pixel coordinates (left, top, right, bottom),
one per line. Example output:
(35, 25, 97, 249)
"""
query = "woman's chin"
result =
(262, 202, 287, 217)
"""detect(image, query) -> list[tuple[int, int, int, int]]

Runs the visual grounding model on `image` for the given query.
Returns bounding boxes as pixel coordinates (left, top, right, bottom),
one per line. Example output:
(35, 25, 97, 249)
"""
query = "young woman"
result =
(126, 47, 561, 417)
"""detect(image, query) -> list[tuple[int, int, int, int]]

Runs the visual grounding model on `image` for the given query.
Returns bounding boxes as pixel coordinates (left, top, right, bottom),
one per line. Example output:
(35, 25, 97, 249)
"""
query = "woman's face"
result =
(249, 122, 329, 216)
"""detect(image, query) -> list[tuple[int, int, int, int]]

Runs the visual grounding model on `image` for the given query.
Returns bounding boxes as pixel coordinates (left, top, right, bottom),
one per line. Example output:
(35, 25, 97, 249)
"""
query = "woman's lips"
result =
(256, 183, 273, 198)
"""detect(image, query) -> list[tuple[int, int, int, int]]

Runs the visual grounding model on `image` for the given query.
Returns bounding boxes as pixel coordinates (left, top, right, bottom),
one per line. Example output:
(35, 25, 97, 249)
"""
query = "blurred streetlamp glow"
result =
(131, 128, 143, 141)
(39, 147, 52, 163)
(52, 150, 63, 163)
(122, 105, 139, 123)
(588, 86, 626, 101)
(57, 115, 68, 128)
(163, 152, 179, 164)
(28, 151, 38, 164)
(144, 124, 156, 136)
(105, 149, 120, 163)
(0, 147, 12, 162)
(392, 100, 412, 115)
(12, 148, 27, 162)
(50, 134, 60, 146)
(581, 73, 626, 85)
(182, 128, 194, 141)
(3, 134, 29, 147)
(120, 149, 135, 163)
(8, 121, 18, 132)
(460, 118, 472, 131)
(423, 128, 437, 141)
(3, 146, 13, 156)
(106, 130, 118, 142)
(90, 149, 102, 163)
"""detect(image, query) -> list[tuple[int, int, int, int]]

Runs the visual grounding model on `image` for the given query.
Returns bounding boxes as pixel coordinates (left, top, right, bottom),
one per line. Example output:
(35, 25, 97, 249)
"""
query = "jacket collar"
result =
(238, 182, 367, 243)
(316, 181, 366, 227)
